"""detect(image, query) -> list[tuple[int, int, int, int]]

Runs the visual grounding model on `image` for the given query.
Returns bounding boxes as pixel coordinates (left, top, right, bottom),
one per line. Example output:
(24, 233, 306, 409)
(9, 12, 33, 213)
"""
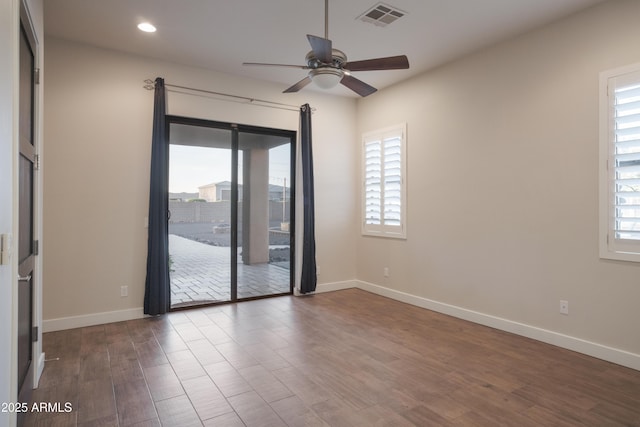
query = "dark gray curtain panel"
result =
(144, 77, 171, 315)
(299, 104, 317, 294)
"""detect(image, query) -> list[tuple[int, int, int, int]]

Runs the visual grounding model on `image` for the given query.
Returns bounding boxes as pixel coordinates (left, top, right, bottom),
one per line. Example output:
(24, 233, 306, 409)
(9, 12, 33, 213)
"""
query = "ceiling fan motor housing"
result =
(305, 49, 347, 69)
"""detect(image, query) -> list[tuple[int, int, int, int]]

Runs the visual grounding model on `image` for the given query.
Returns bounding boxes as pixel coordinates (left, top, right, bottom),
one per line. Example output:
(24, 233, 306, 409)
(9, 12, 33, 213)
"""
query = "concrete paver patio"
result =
(169, 234, 291, 307)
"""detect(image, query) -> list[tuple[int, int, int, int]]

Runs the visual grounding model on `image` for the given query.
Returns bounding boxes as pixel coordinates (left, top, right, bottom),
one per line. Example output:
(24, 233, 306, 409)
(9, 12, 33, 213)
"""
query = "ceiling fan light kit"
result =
(305, 47, 346, 89)
(309, 68, 343, 89)
(243, 0, 409, 97)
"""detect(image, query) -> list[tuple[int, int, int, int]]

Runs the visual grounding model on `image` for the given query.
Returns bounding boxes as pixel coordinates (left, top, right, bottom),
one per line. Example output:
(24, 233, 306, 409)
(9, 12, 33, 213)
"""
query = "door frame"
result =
(17, 0, 43, 413)
(166, 115, 296, 308)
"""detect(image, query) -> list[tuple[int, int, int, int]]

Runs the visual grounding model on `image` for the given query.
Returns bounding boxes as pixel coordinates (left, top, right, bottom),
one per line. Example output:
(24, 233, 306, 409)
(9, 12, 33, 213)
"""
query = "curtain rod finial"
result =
(143, 79, 156, 90)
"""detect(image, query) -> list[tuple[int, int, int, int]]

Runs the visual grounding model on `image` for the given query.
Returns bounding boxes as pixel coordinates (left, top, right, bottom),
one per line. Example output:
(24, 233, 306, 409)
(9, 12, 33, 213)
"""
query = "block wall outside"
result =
(169, 200, 291, 224)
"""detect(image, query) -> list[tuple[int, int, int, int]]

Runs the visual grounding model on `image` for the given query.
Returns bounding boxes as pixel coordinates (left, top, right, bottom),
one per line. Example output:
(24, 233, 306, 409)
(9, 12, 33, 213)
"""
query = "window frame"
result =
(599, 62, 640, 262)
(361, 123, 407, 239)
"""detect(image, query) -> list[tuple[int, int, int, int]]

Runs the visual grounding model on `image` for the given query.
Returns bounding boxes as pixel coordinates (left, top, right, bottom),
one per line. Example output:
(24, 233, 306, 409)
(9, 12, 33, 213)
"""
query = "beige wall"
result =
(356, 0, 640, 356)
(43, 38, 358, 321)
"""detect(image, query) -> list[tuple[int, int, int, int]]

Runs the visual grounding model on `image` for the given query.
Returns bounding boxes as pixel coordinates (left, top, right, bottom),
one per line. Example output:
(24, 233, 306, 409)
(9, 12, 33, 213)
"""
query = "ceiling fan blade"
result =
(341, 74, 377, 97)
(307, 34, 333, 64)
(283, 76, 312, 93)
(345, 55, 409, 72)
(243, 62, 310, 69)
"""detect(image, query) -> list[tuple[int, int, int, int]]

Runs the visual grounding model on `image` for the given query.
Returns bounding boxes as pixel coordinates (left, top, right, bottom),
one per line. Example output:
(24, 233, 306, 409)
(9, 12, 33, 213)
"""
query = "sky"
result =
(169, 144, 291, 194)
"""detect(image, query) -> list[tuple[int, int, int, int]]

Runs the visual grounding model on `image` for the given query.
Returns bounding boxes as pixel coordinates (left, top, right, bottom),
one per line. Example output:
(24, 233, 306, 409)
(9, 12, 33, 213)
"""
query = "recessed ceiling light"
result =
(137, 22, 156, 33)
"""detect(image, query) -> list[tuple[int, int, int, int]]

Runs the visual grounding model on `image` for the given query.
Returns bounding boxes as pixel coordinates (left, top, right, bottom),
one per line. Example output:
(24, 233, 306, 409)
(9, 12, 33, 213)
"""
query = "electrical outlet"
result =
(121, 286, 128, 297)
(560, 300, 569, 315)
(384, 267, 389, 277)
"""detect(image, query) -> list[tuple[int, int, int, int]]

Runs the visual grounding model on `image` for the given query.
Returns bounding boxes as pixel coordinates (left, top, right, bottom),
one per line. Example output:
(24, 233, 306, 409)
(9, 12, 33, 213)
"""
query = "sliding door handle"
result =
(18, 275, 31, 282)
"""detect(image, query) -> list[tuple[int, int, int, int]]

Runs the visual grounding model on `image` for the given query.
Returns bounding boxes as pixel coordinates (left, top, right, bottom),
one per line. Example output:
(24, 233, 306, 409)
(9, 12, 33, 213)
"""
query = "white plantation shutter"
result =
(612, 81, 640, 240)
(362, 124, 406, 238)
(600, 64, 640, 261)
(383, 135, 402, 226)
(364, 139, 382, 225)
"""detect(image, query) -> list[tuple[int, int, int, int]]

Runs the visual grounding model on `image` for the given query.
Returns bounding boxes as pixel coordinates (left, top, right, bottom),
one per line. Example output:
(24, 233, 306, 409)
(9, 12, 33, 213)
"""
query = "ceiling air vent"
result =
(358, 2, 406, 27)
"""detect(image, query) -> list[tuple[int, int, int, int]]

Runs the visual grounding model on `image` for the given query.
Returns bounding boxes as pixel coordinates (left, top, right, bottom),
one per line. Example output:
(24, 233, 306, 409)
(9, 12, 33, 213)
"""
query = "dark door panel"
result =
(17, 13, 36, 426)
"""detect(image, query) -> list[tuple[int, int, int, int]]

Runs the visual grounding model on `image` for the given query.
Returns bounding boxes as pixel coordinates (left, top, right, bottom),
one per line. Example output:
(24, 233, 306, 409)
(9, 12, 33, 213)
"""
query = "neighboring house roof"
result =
(198, 180, 233, 190)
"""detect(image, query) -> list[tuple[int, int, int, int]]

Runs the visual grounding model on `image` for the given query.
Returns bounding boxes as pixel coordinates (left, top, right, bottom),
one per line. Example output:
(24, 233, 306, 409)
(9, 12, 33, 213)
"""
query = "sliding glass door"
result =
(168, 123, 233, 306)
(237, 130, 292, 299)
(167, 117, 294, 308)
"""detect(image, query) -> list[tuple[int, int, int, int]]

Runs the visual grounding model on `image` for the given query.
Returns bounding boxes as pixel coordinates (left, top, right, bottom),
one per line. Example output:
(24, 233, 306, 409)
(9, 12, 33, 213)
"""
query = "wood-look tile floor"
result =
(24, 289, 640, 426)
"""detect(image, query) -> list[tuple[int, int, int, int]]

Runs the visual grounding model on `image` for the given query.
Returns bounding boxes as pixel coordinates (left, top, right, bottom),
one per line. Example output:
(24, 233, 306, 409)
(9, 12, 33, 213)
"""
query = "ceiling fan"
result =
(243, 0, 409, 97)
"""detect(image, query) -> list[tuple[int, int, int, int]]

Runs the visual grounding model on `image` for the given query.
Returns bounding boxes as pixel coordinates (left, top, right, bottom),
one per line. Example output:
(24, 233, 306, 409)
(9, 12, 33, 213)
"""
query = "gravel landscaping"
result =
(169, 222, 291, 262)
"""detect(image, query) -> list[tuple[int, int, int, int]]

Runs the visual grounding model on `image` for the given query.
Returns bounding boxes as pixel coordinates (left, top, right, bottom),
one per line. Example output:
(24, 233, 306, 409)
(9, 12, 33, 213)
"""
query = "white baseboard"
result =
(46, 282, 356, 330)
(43, 307, 145, 332)
(43, 281, 356, 330)
(35, 351, 45, 387)
(294, 280, 357, 296)
(315, 280, 358, 293)
(356, 280, 640, 372)
(40, 281, 640, 371)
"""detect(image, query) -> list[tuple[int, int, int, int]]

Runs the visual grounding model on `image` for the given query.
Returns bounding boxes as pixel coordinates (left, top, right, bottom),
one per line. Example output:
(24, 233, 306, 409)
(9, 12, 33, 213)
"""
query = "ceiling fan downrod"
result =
(324, 0, 329, 40)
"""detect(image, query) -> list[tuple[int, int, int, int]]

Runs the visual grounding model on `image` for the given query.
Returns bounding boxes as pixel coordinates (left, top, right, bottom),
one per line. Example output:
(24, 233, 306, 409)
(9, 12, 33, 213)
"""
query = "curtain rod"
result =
(143, 79, 307, 112)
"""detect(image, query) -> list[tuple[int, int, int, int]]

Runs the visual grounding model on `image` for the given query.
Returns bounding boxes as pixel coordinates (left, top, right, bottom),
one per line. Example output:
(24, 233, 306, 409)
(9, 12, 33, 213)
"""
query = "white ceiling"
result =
(43, 0, 606, 97)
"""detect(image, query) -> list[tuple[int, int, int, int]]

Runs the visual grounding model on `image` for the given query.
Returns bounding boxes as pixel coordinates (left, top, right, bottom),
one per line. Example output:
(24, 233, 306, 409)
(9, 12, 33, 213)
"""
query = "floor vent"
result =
(358, 2, 406, 27)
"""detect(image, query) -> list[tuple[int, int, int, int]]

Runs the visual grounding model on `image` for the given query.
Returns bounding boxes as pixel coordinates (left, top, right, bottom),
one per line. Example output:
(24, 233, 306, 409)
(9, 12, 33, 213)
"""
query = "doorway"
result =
(167, 116, 295, 308)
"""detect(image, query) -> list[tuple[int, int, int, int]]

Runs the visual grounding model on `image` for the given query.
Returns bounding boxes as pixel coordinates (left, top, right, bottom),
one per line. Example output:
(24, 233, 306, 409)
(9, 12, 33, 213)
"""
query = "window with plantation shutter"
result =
(600, 63, 640, 262)
(362, 124, 406, 238)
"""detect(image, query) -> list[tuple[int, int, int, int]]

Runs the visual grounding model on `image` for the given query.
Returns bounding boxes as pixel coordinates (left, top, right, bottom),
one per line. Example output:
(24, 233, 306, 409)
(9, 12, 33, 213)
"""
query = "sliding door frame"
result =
(166, 115, 296, 309)
(230, 124, 239, 302)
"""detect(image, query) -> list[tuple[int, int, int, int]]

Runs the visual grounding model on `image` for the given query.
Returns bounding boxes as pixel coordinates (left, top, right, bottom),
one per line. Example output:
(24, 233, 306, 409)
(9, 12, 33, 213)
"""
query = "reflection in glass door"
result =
(167, 118, 294, 308)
